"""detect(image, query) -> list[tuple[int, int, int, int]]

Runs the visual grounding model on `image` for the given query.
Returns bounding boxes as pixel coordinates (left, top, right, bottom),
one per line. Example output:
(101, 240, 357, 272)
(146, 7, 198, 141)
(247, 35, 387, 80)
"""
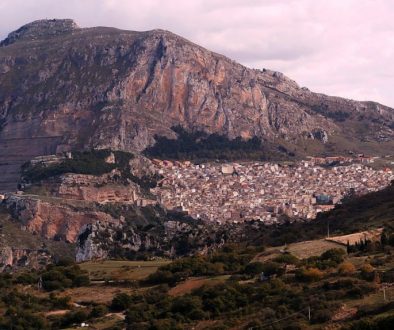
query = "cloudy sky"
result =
(1, 0, 393, 107)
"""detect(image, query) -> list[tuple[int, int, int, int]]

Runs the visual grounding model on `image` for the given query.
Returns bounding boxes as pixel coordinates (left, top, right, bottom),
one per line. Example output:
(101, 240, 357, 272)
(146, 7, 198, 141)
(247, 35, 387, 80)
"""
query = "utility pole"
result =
(383, 287, 387, 302)
(38, 276, 43, 291)
(327, 219, 330, 238)
(308, 306, 311, 322)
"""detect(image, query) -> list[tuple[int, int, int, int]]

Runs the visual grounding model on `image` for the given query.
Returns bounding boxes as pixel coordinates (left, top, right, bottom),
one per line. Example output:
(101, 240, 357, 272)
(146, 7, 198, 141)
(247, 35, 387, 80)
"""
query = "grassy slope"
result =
(314, 181, 394, 234)
(79, 260, 171, 281)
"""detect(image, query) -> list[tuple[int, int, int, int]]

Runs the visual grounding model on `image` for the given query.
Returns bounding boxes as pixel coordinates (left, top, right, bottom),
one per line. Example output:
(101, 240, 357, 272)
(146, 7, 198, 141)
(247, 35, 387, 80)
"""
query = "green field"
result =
(79, 260, 171, 281)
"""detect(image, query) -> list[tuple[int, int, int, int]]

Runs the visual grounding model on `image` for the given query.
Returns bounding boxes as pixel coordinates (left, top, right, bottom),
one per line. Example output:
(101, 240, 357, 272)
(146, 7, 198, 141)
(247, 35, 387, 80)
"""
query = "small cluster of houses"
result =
(306, 155, 375, 165)
(151, 157, 393, 224)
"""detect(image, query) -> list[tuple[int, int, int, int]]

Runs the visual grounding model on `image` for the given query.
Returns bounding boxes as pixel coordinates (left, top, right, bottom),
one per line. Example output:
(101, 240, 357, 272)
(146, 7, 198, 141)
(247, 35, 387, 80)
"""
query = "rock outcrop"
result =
(76, 214, 227, 262)
(0, 19, 393, 192)
(0, 19, 78, 47)
(2, 151, 158, 247)
(0, 246, 51, 271)
(0, 204, 74, 271)
(41, 172, 144, 204)
(75, 210, 270, 262)
(5, 194, 117, 242)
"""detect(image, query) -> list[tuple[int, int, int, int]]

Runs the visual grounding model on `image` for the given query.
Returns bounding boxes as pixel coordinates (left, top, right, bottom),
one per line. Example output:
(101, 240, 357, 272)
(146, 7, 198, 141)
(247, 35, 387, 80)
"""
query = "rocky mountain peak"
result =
(0, 20, 393, 192)
(0, 19, 79, 47)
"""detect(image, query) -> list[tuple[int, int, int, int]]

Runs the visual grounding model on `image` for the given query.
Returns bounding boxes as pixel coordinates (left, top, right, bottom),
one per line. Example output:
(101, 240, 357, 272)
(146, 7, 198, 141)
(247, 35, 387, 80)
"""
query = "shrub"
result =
(111, 293, 133, 311)
(296, 268, 324, 282)
(149, 319, 182, 330)
(312, 309, 332, 324)
(40, 264, 90, 291)
(338, 262, 356, 275)
(73, 274, 90, 286)
(348, 315, 394, 330)
(320, 249, 346, 264)
(244, 262, 265, 275)
(1, 308, 50, 329)
(60, 310, 89, 327)
(90, 304, 108, 318)
(49, 293, 71, 309)
(22, 149, 136, 184)
(43, 280, 64, 291)
(260, 262, 285, 276)
(146, 270, 177, 286)
(16, 273, 38, 285)
(360, 263, 375, 281)
(273, 253, 299, 265)
(171, 296, 204, 320)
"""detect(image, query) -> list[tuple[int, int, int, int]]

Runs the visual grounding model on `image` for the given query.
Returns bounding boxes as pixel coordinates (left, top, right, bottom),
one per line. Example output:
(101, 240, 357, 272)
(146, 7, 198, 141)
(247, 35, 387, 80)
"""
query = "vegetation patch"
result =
(144, 126, 293, 161)
(79, 260, 171, 282)
(311, 104, 351, 122)
(22, 150, 123, 182)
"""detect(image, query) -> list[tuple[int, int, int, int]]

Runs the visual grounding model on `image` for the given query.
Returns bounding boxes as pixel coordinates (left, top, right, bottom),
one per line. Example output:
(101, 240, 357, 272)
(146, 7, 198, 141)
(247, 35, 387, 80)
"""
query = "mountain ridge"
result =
(0, 19, 393, 192)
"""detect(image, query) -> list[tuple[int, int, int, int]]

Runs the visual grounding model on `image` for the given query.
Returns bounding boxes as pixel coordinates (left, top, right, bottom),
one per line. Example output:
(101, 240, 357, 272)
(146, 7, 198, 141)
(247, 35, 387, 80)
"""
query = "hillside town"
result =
(151, 157, 394, 224)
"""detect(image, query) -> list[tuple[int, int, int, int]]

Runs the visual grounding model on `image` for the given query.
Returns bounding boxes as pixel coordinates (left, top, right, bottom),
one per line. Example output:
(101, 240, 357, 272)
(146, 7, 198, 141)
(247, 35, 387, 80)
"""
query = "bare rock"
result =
(5, 194, 116, 242)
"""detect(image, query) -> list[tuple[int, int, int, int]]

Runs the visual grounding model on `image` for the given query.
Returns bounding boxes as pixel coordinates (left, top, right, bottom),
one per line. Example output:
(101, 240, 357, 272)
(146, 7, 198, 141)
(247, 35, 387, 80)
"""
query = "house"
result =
(151, 157, 394, 224)
(285, 264, 297, 273)
(221, 164, 235, 175)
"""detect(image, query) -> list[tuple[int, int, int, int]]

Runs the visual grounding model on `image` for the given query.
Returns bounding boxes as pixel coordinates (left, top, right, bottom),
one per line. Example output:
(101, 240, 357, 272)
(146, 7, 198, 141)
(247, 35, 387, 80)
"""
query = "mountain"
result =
(0, 19, 393, 192)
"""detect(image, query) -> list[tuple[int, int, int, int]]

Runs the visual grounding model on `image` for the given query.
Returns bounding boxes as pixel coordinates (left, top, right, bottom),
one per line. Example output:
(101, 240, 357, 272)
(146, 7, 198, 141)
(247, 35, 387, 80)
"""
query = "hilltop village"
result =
(151, 157, 394, 224)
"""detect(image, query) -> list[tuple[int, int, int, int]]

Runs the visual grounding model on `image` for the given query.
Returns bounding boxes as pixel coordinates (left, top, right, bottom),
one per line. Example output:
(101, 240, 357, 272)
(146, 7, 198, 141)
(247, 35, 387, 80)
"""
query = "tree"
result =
(171, 296, 203, 319)
(90, 304, 108, 318)
(111, 293, 132, 311)
(320, 249, 346, 264)
(273, 253, 299, 265)
(260, 262, 285, 276)
(244, 262, 265, 275)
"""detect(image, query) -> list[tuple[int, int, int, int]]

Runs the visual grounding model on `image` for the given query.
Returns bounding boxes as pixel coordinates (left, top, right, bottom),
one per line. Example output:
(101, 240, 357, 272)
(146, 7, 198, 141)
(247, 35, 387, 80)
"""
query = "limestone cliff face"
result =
(4, 164, 157, 243)
(42, 172, 143, 204)
(0, 204, 73, 271)
(5, 195, 116, 242)
(0, 19, 393, 191)
(76, 217, 228, 262)
(0, 246, 51, 271)
(75, 213, 269, 262)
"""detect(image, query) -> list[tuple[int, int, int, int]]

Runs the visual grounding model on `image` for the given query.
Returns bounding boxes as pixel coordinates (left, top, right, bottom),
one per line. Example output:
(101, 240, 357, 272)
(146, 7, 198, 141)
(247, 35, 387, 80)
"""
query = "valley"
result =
(0, 205, 393, 329)
(0, 18, 393, 329)
(1, 150, 393, 267)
